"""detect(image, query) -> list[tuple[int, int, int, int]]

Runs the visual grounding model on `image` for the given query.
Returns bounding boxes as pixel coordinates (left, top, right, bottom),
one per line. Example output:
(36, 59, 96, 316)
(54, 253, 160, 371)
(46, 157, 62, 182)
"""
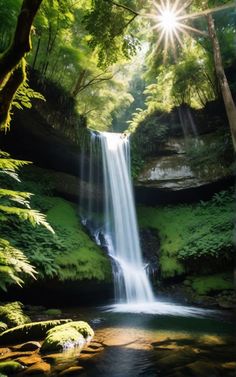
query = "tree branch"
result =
(0, 0, 43, 85)
(111, 1, 139, 16)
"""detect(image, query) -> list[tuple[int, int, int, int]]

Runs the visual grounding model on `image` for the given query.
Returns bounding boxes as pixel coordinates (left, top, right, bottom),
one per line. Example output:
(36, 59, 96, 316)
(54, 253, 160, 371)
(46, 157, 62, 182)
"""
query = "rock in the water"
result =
(23, 361, 51, 375)
(0, 360, 23, 374)
(0, 319, 71, 345)
(41, 321, 94, 353)
(13, 341, 41, 352)
(15, 354, 42, 366)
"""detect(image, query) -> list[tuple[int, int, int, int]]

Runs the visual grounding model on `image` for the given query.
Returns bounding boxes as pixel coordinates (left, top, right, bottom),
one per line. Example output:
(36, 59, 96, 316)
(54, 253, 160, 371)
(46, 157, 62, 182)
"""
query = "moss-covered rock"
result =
(0, 302, 30, 328)
(0, 319, 71, 345)
(0, 360, 23, 374)
(41, 321, 94, 353)
(0, 324, 7, 334)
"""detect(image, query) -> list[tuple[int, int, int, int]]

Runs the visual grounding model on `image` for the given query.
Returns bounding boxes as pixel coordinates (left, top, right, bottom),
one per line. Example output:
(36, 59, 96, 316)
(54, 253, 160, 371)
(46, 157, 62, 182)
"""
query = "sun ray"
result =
(175, 0, 192, 16)
(173, 27, 184, 48)
(178, 3, 235, 21)
(178, 23, 208, 37)
(172, 0, 182, 13)
(169, 29, 177, 61)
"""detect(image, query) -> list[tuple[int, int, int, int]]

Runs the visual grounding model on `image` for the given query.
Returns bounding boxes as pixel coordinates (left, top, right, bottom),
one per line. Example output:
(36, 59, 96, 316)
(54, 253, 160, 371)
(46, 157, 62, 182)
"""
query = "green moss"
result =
(160, 256, 185, 278)
(187, 273, 234, 295)
(0, 196, 112, 282)
(0, 302, 30, 328)
(138, 189, 234, 278)
(44, 309, 62, 317)
(0, 319, 71, 345)
(0, 361, 23, 374)
(41, 321, 94, 353)
(0, 322, 7, 333)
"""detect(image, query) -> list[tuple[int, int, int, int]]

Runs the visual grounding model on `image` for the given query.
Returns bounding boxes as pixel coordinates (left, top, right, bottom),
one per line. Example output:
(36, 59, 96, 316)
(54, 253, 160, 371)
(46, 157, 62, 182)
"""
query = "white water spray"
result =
(100, 132, 154, 304)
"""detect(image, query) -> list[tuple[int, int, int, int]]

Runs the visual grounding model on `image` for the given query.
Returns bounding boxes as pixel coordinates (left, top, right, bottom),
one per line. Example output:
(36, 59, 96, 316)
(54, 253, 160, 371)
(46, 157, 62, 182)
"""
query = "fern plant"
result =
(0, 151, 54, 290)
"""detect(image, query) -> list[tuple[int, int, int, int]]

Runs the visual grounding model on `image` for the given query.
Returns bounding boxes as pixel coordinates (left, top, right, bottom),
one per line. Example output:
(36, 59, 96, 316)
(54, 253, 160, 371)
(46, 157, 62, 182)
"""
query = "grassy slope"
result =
(46, 197, 112, 281)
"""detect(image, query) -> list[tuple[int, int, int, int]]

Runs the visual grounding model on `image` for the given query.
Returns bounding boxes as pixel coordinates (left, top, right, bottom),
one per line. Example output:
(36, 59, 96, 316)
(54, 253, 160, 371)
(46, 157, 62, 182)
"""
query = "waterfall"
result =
(79, 131, 214, 316)
(100, 132, 154, 303)
(80, 131, 154, 304)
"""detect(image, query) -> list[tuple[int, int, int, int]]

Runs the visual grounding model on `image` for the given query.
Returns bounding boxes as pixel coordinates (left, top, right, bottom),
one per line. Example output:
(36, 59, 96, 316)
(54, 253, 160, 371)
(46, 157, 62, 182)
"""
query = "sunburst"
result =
(145, 0, 235, 60)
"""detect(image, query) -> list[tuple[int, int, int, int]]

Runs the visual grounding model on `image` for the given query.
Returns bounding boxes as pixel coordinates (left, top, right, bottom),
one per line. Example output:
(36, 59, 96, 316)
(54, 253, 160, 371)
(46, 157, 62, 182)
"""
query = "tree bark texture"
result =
(207, 13, 236, 151)
(0, 0, 43, 130)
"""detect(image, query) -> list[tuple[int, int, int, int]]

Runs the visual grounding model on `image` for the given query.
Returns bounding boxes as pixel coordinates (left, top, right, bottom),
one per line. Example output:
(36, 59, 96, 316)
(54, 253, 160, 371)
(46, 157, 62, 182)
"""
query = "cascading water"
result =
(100, 132, 154, 304)
(80, 131, 212, 316)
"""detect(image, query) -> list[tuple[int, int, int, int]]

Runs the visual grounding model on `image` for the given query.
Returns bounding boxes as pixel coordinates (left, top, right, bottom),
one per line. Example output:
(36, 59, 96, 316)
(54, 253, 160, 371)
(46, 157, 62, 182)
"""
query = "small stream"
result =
(46, 304, 235, 377)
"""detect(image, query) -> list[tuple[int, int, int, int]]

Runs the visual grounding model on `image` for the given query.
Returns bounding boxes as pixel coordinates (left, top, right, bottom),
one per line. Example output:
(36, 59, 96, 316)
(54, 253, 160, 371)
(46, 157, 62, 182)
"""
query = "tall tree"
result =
(0, 0, 43, 130)
(207, 12, 236, 150)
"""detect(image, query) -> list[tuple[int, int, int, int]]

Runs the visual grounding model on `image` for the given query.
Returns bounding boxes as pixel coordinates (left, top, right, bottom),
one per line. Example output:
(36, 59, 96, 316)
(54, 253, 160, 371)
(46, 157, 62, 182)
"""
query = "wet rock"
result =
(15, 354, 42, 366)
(59, 366, 84, 375)
(0, 360, 24, 374)
(13, 341, 41, 352)
(23, 361, 51, 375)
(0, 351, 32, 362)
(0, 348, 10, 356)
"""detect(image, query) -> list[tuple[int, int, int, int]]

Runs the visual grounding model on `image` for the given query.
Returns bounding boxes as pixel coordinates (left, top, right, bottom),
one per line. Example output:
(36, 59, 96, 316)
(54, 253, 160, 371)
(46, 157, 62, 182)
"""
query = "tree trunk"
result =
(0, 0, 43, 85)
(207, 13, 236, 151)
(0, 0, 43, 130)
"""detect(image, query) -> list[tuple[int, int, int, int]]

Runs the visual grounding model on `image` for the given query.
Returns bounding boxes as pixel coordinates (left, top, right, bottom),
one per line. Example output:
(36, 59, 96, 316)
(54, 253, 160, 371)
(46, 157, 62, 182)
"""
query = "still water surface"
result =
(54, 303, 235, 377)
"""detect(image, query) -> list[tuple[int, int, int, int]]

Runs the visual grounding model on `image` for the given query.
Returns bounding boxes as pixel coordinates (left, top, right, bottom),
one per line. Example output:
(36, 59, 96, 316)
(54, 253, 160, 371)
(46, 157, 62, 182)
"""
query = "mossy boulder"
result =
(41, 321, 94, 353)
(0, 319, 71, 345)
(0, 360, 23, 374)
(0, 324, 7, 334)
(0, 302, 30, 328)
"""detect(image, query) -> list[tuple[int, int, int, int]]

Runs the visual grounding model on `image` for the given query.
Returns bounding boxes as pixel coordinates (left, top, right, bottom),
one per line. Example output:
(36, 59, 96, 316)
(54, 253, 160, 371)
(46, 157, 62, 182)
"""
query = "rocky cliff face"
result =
(136, 131, 234, 203)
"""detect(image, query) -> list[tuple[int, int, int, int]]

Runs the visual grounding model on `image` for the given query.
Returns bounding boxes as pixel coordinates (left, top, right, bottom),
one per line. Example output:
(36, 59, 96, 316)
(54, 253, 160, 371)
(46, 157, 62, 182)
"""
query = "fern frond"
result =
(0, 238, 37, 288)
(0, 205, 54, 233)
(0, 158, 31, 171)
(0, 189, 32, 208)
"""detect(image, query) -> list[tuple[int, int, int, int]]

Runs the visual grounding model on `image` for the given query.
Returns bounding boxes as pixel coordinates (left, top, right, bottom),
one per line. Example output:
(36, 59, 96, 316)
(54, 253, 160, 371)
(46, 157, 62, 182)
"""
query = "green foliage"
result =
(84, 0, 140, 67)
(0, 195, 112, 282)
(13, 79, 45, 110)
(0, 302, 30, 328)
(186, 273, 234, 295)
(138, 189, 234, 278)
(185, 130, 234, 173)
(130, 114, 168, 156)
(0, 319, 71, 345)
(0, 239, 37, 291)
(0, 151, 54, 290)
